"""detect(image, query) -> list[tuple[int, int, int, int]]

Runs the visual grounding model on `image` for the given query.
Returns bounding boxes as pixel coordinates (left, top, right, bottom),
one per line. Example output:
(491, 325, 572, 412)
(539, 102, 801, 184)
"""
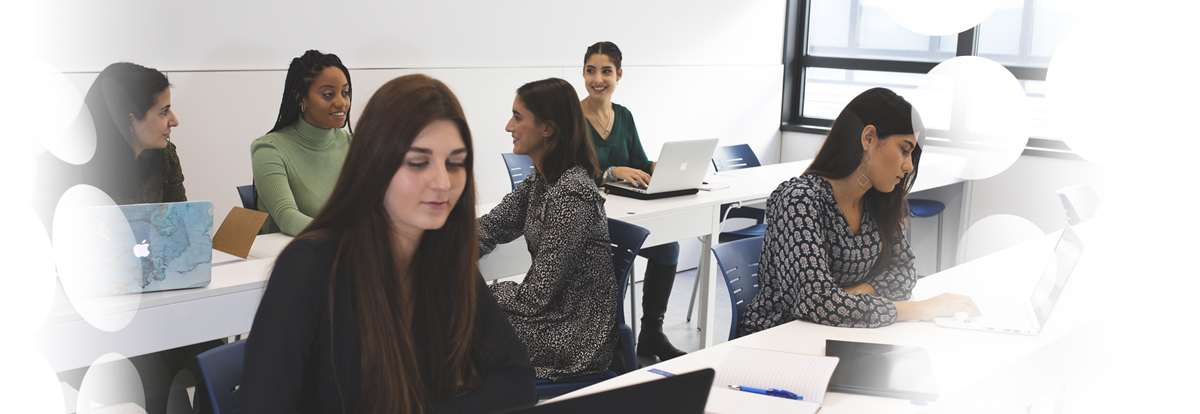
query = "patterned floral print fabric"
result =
(738, 174, 917, 335)
(479, 166, 618, 380)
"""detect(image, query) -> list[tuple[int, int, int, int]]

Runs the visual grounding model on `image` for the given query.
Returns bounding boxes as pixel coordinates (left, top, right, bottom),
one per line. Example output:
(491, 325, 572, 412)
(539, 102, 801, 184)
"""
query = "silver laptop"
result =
(934, 226, 1084, 335)
(605, 138, 719, 200)
(57, 201, 214, 296)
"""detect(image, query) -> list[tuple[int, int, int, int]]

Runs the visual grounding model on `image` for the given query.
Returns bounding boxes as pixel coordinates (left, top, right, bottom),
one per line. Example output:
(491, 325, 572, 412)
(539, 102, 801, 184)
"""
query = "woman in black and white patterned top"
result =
(479, 78, 616, 380)
(739, 88, 979, 335)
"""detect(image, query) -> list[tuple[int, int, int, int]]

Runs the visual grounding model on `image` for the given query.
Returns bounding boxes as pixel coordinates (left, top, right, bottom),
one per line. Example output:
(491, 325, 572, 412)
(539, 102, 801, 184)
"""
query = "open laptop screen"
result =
(1029, 226, 1084, 326)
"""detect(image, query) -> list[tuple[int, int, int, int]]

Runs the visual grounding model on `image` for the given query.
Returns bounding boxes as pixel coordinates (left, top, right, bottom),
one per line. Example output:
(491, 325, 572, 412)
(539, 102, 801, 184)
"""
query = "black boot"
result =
(637, 261, 687, 361)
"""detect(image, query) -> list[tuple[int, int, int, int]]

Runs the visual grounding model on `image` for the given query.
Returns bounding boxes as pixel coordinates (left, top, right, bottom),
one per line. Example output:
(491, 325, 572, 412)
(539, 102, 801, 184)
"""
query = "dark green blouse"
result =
(34, 141, 186, 233)
(128, 141, 187, 204)
(587, 103, 654, 186)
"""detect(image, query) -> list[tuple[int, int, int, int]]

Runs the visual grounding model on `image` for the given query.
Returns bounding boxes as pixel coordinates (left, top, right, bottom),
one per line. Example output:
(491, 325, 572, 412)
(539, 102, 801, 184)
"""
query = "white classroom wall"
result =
(33, 0, 788, 228)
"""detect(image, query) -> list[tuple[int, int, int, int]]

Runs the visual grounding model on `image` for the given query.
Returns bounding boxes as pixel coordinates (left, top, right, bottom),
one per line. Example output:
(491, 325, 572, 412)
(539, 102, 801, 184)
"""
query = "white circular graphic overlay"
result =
(959, 214, 1043, 264)
(1046, 3, 1200, 170)
(53, 185, 142, 332)
(77, 353, 145, 414)
(0, 206, 58, 336)
(25, 59, 96, 164)
(911, 56, 1029, 180)
(0, 345, 65, 414)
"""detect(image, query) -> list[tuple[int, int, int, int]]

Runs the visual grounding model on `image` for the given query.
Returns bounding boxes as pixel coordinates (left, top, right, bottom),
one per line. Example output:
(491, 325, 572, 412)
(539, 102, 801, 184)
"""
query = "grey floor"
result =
(623, 267, 733, 366)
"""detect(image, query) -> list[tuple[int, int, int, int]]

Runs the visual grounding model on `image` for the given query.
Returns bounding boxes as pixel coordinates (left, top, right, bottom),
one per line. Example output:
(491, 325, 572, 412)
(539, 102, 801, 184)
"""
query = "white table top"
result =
(36, 156, 970, 372)
(558, 224, 1105, 413)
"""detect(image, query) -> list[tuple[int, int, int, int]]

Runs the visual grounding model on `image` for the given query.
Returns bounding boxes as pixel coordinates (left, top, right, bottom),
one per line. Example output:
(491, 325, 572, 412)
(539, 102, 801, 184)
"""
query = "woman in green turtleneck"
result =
(251, 50, 353, 235)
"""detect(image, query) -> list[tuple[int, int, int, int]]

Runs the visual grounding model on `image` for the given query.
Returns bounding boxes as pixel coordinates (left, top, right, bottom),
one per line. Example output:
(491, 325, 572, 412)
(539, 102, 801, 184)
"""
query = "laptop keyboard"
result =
(972, 298, 1032, 330)
(610, 182, 649, 194)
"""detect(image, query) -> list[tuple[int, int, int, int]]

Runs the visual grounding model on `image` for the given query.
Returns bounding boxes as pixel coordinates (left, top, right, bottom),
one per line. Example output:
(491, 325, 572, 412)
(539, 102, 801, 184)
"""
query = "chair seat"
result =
(534, 371, 618, 399)
(908, 199, 946, 217)
(718, 223, 767, 244)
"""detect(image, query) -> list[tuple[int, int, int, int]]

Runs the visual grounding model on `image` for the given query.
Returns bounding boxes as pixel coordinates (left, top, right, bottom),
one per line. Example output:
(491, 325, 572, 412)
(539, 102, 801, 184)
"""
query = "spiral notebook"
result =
(705, 347, 840, 414)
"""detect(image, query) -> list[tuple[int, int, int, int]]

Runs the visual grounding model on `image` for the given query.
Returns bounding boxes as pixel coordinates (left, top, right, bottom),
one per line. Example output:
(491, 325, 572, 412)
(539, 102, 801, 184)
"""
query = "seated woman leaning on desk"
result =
(479, 78, 618, 380)
(36, 61, 216, 414)
(738, 88, 979, 335)
(238, 74, 536, 413)
(581, 41, 686, 361)
(251, 50, 353, 235)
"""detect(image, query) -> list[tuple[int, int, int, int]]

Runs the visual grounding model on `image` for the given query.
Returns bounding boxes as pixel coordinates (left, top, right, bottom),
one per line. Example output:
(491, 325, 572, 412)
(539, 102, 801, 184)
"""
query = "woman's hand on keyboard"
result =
(896, 293, 980, 321)
(614, 166, 650, 187)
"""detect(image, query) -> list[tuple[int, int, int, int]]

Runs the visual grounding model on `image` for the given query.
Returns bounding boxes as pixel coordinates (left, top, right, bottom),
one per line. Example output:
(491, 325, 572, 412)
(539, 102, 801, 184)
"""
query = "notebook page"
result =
(705, 387, 820, 414)
(712, 347, 840, 404)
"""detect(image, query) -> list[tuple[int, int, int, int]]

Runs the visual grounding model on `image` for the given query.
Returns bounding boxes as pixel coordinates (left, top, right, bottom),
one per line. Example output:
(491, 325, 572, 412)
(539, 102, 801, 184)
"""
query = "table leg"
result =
(696, 206, 721, 349)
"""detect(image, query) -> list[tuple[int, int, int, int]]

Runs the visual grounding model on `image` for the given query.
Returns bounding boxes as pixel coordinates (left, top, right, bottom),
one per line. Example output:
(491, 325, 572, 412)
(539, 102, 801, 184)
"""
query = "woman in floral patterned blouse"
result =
(738, 88, 979, 335)
(478, 78, 617, 380)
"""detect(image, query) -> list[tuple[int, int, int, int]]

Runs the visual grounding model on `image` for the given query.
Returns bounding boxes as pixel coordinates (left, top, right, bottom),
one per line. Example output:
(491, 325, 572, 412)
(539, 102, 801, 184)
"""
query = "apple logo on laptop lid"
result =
(133, 239, 150, 258)
(680, 161, 687, 171)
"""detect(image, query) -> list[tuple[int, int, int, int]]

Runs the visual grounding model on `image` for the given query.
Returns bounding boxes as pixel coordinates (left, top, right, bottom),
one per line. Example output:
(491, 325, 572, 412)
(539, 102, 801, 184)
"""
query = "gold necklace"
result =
(585, 100, 611, 135)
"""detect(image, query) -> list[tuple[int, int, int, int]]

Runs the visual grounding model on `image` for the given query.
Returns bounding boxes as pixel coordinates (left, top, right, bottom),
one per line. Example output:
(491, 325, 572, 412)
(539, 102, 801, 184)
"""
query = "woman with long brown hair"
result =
(238, 74, 536, 413)
(579, 41, 686, 362)
(479, 77, 617, 379)
(738, 87, 979, 335)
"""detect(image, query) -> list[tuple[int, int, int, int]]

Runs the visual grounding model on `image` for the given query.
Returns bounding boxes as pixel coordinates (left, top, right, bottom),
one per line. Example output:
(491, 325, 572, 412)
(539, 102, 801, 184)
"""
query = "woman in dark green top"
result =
(36, 62, 186, 231)
(580, 41, 686, 361)
(34, 62, 218, 414)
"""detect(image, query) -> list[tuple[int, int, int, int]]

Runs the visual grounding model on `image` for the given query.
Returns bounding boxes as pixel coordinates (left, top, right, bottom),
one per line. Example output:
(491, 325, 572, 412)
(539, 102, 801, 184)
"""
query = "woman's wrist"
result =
(606, 166, 616, 181)
(893, 300, 927, 321)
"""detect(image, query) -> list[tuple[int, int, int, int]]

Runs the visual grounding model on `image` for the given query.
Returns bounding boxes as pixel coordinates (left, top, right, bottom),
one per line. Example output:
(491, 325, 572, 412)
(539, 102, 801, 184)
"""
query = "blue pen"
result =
(728, 385, 802, 400)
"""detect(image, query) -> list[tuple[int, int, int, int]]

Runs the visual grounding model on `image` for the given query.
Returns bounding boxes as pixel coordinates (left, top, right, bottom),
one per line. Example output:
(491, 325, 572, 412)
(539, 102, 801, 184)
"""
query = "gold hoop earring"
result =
(857, 151, 871, 187)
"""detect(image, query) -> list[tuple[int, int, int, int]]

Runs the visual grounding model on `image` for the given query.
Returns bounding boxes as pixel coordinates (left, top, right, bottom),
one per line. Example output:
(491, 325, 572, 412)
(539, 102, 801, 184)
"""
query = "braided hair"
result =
(268, 50, 353, 134)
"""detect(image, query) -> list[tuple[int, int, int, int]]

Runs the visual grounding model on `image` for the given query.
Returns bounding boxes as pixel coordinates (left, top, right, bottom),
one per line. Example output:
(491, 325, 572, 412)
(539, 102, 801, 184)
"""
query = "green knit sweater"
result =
(251, 118, 351, 235)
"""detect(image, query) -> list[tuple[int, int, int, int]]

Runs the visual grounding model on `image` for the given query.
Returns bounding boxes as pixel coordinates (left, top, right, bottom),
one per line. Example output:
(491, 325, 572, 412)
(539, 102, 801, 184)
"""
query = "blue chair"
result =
(711, 144, 761, 172)
(534, 219, 648, 399)
(501, 153, 537, 190)
(1057, 184, 1101, 226)
(710, 236, 763, 341)
(687, 145, 766, 321)
(236, 184, 255, 210)
(194, 339, 246, 414)
(710, 144, 767, 243)
(907, 199, 946, 274)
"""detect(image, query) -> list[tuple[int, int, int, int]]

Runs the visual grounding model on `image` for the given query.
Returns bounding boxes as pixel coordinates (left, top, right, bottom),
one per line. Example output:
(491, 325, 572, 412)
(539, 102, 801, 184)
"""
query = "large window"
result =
(782, 0, 1082, 157)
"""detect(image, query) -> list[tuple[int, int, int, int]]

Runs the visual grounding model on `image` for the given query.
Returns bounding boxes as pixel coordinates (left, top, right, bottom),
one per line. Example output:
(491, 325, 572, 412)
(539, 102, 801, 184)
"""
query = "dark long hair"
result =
(584, 41, 623, 69)
(806, 87, 923, 275)
(268, 50, 353, 134)
(84, 62, 172, 199)
(293, 74, 479, 414)
(516, 78, 600, 182)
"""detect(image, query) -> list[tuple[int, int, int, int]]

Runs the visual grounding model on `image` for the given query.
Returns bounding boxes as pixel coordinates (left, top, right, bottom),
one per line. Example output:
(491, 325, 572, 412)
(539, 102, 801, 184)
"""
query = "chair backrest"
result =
(501, 153, 537, 190)
(711, 236, 764, 341)
(196, 339, 247, 414)
(1057, 184, 1102, 225)
(607, 219, 650, 323)
(711, 144, 761, 172)
(607, 219, 649, 375)
(236, 184, 255, 210)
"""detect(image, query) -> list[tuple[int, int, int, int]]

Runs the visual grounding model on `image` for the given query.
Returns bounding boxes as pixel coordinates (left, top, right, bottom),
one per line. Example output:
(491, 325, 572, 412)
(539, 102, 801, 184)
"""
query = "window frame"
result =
(780, 0, 1076, 160)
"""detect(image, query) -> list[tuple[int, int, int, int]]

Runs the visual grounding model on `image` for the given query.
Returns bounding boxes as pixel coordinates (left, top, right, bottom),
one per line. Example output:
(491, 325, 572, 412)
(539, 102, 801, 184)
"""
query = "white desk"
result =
(35, 154, 968, 372)
(34, 204, 534, 373)
(559, 225, 1106, 413)
(36, 239, 279, 373)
